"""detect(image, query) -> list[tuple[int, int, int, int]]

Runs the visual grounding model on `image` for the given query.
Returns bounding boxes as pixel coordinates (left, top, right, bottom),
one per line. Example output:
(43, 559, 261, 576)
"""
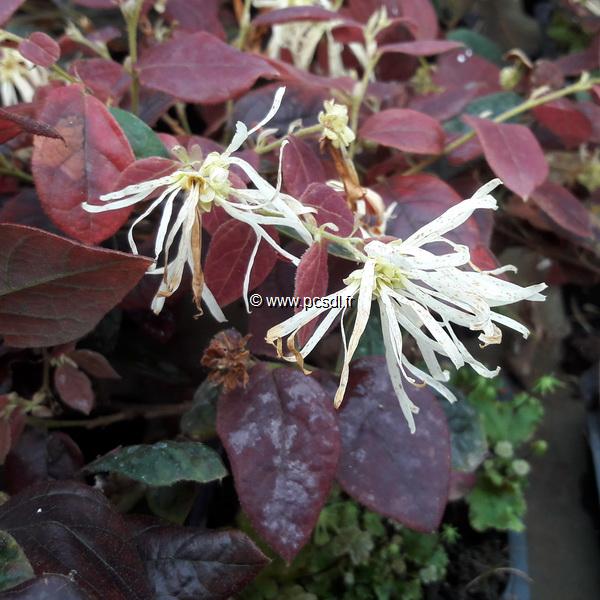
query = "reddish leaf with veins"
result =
(54, 364, 95, 415)
(0, 224, 151, 348)
(217, 364, 340, 562)
(32, 85, 135, 244)
(463, 115, 548, 198)
(137, 32, 279, 104)
(360, 109, 444, 155)
(294, 242, 330, 345)
(19, 32, 60, 67)
(204, 220, 280, 307)
(336, 357, 451, 532)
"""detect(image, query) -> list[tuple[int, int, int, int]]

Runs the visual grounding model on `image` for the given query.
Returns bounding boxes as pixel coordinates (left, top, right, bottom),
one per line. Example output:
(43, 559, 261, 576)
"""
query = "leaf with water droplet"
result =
(85, 441, 227, 487)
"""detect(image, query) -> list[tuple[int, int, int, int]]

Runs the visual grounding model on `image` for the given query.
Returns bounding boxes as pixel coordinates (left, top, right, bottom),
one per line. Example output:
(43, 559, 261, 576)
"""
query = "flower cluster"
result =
(83, 88, 546, 432)
(266, 179, 546, 432)
(252, 0, 342, 71)
(84, 87, 312, 318)
(0, 47, 47, 106)
(319, 100, 355, 149)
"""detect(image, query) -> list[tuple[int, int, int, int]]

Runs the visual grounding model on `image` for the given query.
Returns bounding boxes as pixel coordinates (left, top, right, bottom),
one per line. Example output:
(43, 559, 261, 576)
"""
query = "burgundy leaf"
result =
(282, 136, 326, 197)
(379, 40, 463, 56)
(130, 518, 269, 600)
(202, 206, 232, 236)
(54, 364, 95, 415)
(247, 260, 295, 358)
(0, 0, 25, 26)
(68, 349, 120, 379)
(204, 220, 279, 307)
(530, 181, 592, 239)
(0, 575, 90, 600)
(532, 99, 592, 148)
(336, 357, 451, 531)
(233, 83, 326, 136)
(347, 0, 438, 39)
(71, 59, 131, 104)
(0, 105, 63, 142)
(0, 224, 151, 348)
(463, 116, 548, 198)
(217, 364, 340, 561)
(0, 481, 152, 599)
(360, 109, 444, 155)
(137, 32, 279, 104)
(164, 0, 226, 39)
(4, 429, 84, 494)
(116, 156, 177, 189)
(0, 113, 22, 144)
(294, 242, 329, 345)
(252, 6, 341, 26)
(433, 51, 501, 97)
(300, 183, 354, 237)
(396, 0, 438, 39)
(18, 32, 60, 68)
(32, 85, 136, 244)
(0, 396, 25, 465)
(408, 86, 478, 122)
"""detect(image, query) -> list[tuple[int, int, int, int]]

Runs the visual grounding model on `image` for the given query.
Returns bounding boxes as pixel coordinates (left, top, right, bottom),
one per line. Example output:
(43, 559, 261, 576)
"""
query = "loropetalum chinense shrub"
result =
(0, 0, 598, 597)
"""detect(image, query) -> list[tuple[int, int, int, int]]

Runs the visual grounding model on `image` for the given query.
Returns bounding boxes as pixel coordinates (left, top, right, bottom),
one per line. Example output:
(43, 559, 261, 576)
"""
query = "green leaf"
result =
(444, 91, 523, 135)
(352, 307, 385, 359)
(0, 530, 34, 592)
(86, 441, 227, 486)
(447, 28, 503, 64)
(440, 392, 488, 472)
(467, 478, 526, 531)
(180, 380, 219, 441)
(146, 482, 197, 524)
(469, 390, 544, 446)
(109, 107, 169, 159)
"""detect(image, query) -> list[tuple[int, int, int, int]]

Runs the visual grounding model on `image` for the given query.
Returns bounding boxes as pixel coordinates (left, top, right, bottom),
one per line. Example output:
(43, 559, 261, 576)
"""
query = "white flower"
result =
(319, 100, 355, 148)
(0, 48, 47, 106)
(266, 179, 547, 433)
(253, 0, 343, 71)
(83, 87, 313, 318)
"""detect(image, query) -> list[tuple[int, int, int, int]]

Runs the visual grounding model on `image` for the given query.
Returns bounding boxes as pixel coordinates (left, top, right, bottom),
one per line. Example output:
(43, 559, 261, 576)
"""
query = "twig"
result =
(27, 402, 192, 430)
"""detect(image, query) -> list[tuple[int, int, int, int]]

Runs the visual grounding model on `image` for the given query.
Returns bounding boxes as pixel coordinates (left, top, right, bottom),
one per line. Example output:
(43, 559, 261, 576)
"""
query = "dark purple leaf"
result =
(217, 364, 340, 561)
(137, 32, 279, 104)
(164, 0, 225, 39)
(360, 109, 444, 155)
(463, 115, 548, 198)
(204, 220, 279, 307)
(379, 40, 462, 56)
(0, 224, 151, 348)
(252, 6, 341, 26)
(32, 85, 136, 244)
(130, 518, 269, 600)
(0, 481, 152, 599)
(4, 429, 84, 495)
(282, 136, 326, 198)
(68, 349, 120, 379)
(18, 32, 60, 68)
(530, 181, 592, 239)
(532, 99, 592, 148)
(54, 364, 95, 415)
(336, 357, 451, 531)
(294, 242, 329, 345)
(0, 0, 26, 26)
(301, 183, 354, 237)
(0, 574, 90, 600)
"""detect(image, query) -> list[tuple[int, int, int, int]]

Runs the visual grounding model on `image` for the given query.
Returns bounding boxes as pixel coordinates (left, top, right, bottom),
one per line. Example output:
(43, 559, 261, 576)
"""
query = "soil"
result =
(426, 503, 509, 600)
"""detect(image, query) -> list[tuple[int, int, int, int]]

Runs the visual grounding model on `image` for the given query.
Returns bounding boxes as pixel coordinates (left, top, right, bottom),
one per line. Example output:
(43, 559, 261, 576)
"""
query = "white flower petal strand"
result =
(334, 259, 376, 408)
